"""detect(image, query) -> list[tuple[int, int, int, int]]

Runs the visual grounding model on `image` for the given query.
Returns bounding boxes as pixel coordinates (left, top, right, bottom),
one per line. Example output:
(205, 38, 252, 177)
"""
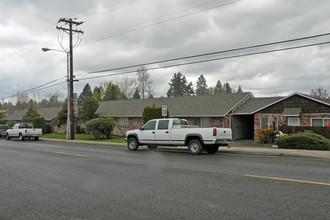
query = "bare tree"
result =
(136, 66, 154, 99)
(309, 87, 329, 99)
(118, 76, 136, 99)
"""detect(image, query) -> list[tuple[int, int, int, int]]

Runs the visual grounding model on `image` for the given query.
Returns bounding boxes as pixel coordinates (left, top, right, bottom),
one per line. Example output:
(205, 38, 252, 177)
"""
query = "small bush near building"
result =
(7, 121, 16, 128)
(33, 117, 46, 134)
(275, 131, 330, 151)
(259, 128, 275, 144)
(0, 120, 6, 125)
(86, 116, 115, 139)
(45, 124, 53, 134)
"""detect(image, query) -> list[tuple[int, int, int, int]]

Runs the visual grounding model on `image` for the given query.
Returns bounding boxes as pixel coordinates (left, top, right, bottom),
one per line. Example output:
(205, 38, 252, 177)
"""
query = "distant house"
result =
(3, 107, 61, 123)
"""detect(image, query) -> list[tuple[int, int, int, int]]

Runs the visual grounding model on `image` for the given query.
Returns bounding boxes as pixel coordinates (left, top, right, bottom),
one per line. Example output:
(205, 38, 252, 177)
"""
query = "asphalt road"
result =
(1, 139, 330, 220)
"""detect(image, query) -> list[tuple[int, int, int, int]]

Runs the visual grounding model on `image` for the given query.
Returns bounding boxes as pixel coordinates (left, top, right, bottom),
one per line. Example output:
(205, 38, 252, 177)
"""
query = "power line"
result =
(6, 33, 330, 99)
(82, 0, 242, 46)
(87, 32, 330, 74)
(79, 40, 330, 81)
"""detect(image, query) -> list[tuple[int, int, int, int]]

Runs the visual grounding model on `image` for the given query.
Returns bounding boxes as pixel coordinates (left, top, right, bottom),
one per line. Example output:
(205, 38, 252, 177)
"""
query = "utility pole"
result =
(56, 18, 83, 140)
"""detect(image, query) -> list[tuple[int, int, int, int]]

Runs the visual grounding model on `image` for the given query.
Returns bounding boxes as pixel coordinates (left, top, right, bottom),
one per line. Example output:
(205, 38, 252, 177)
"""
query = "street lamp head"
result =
(42, 48, 50, 52)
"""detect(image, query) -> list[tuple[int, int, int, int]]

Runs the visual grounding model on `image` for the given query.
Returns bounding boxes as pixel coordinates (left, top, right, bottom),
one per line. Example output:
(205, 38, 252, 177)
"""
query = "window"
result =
(118, 117, 128, 125)
(311, 118, 330, 127)
(194, 117, 210, 127)
(158, 120, 169, 130)
(288, 117, 300, 126)
(260, 117, 278, 129)
(201, 117, 210, 128)
(143, 121, 156, 130)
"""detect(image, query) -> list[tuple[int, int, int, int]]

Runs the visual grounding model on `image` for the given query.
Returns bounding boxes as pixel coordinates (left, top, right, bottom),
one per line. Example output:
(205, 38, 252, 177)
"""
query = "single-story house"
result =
(232, 93, 330, 142)
(96, 92, 254, 139)
(96, 92, 330, 142)
(3, 107, 61, 123)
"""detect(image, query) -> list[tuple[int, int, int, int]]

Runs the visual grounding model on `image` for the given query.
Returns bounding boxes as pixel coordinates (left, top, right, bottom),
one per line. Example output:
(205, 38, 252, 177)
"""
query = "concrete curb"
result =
(40, 138, 330, 160)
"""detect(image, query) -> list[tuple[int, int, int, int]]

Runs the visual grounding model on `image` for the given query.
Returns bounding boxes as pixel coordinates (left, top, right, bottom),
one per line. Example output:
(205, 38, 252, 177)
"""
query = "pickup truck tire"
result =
(34, 137, 39, 141)
(127, 137, 139, 151)
(6, 133, 10, 140)
(19, 133, 25, 141)
(205, 145, 219, 154)
(188, 139, 203, 155)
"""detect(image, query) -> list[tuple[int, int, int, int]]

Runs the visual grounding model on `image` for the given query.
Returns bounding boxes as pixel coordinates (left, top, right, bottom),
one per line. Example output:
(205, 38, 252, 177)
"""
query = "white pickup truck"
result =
(6, 123, 42, 141)
(126, 118, 232, 155)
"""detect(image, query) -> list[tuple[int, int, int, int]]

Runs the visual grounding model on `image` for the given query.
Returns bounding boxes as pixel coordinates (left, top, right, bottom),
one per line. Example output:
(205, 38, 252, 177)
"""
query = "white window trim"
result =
(311, 118, 330, 127)
(118, 117, 129, 125)
(260, 117, 278, 129)
(287, 117, 300, 126)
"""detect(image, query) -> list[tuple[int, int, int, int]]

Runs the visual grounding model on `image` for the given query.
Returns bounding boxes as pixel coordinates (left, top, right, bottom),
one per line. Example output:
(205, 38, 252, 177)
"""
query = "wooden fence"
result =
(279, 125, 330, 139)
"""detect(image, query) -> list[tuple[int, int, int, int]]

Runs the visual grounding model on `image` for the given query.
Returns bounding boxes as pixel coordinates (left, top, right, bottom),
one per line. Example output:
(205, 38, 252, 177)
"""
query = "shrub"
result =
(86, 116, 115, 139)
(0, 120, 6, 125)
(275, 131, 330, 151)
(45, 124, 53, 134)
(142, 104, 169, 124)
(7, 121, 16, 128)
(259, 128, 274, 144)
(76, 125, 86, 134)
(33, 117, 46, 134)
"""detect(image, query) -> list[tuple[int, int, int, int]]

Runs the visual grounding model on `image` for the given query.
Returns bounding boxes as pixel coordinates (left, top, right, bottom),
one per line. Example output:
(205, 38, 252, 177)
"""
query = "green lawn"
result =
(42, 133, 126, 143)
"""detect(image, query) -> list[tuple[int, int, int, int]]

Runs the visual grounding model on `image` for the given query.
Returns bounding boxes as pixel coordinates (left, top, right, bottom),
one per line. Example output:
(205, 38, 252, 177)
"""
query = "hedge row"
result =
(275, 131, 330, 151)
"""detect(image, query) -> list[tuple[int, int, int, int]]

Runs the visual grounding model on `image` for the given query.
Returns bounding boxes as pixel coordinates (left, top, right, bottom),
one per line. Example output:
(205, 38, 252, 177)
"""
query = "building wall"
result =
(254, 112, 330, 142)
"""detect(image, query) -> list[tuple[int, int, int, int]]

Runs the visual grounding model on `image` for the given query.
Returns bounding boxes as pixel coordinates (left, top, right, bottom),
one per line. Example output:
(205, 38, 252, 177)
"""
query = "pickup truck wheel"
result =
(6, 133, 10, 140)
(205, 145, 219, 154)
(147, 146, 158, 150)
(188, 139, 203, 155)
(34, 137, 39, 141)
(127, 137, 139, 151)
(19, 133, 25, 141)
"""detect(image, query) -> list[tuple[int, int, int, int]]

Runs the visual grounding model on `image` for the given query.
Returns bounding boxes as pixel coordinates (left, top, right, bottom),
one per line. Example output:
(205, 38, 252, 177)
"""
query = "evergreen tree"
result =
(133, 88, 141, 99)
(77, 83, 93, 106)
(223, 82, 232, 94)
(103, 82, 121, 101)
(167, 72, 194, 97)
(92, 86, 102, 101)
(52, 103, 67, 126)
(22, 106, 40, 122)
(214, 80, 223, 95)
(196, 74, 209, 95)
(237, 85, 243, 93)
(78, 97, 99, 122)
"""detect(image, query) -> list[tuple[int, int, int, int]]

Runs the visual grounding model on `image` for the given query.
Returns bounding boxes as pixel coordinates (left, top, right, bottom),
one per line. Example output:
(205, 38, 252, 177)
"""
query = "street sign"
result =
(162, 105, 167, 117)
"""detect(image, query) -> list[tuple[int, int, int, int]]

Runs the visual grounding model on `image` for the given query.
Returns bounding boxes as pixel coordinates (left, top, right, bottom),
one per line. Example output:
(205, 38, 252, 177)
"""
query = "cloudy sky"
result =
(1, 0, 330, 102)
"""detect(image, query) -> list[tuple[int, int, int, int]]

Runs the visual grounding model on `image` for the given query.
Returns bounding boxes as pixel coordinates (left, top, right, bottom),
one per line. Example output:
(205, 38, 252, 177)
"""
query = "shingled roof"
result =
(233, 97, 283, 115)
(96, 92, 253, 117)
(3, 107, 61, 121)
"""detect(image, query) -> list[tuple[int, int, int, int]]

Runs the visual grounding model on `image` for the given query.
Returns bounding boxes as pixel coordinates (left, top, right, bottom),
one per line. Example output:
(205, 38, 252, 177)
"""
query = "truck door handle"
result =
(152, 132, 155, 134)
(166, 131, 169, 133)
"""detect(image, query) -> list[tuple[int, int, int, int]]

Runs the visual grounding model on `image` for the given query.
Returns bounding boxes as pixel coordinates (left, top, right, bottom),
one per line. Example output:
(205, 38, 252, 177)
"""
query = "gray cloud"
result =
(1, 0, 330, 102)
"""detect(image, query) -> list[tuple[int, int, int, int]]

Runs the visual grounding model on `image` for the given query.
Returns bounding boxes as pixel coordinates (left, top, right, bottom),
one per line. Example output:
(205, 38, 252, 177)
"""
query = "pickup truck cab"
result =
(6, 123, 42, 141)
(126, 118, 232, 155)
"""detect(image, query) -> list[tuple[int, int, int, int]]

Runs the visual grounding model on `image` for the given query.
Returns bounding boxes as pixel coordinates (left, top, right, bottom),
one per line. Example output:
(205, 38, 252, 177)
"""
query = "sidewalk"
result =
(223, 140, 330, 160)
(40, 138, 330, 160)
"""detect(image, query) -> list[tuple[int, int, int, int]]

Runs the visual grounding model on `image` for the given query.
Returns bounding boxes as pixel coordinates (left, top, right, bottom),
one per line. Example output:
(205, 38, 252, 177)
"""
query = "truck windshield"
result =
(173, 119, 189, 126)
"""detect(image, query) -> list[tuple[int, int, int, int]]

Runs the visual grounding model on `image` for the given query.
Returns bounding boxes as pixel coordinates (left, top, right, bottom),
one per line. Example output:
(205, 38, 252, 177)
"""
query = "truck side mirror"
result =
(139, 127, 144, 130)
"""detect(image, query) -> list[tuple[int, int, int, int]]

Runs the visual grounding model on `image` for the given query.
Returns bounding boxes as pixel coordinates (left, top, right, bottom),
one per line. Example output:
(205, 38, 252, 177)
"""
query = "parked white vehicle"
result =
(126, 118, 232, 155)
(6, 123, 42, 141)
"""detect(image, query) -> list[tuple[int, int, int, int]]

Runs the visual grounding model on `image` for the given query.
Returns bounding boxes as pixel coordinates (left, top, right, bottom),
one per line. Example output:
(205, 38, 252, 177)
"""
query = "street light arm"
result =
(41, 47, 68, 54)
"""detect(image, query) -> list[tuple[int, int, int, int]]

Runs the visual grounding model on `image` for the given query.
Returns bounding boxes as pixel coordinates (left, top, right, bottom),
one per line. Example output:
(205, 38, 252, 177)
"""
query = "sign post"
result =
(162, 105, 167, 117)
